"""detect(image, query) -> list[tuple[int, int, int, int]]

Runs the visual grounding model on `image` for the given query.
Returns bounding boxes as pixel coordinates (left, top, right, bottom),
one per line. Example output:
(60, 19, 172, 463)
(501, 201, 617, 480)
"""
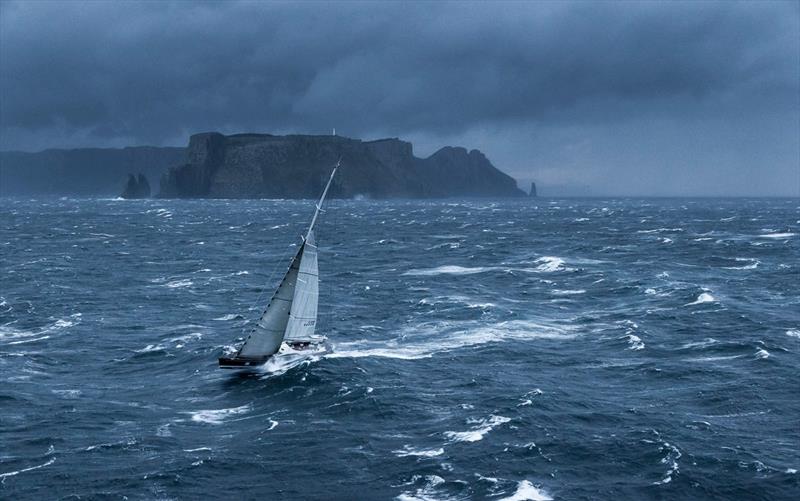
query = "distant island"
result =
(0, 132, 525, 198)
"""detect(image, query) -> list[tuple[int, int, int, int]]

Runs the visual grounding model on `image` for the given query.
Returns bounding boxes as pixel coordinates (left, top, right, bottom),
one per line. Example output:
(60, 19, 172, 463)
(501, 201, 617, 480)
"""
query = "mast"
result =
(305, 159, 339, 240)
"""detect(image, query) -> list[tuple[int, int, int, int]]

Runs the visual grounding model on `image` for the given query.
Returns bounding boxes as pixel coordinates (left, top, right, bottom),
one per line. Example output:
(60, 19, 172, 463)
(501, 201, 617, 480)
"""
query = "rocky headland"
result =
(0, 133, 525, 198)
(158, 133, 524, 198)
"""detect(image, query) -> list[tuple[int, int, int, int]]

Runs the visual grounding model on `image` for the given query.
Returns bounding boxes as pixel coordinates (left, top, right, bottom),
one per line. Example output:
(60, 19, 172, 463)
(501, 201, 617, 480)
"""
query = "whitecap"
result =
(552, 289, 585, 296)
(425, 242, 461, 251)
(467, 302, 495, 310)
(7, 335, 51, 345)
(0, 457, 56, 479)
(165, 279, 193, 288)
(685, 292, 716, 306)
(518, 389, 543, 406)
(653, 441, 682, 485)
(146, 208, 173, 218)
(135, 344, 166, 353)
(685, 354, 744, 362)
(85, 439, 136, 451)
(637, 228, 684, 234)
(498, 480, 553, 501)
(404, 265, 495, 276)
(625, 334, 645, 351)
(444, 415, 510, 443)
(724, 258, 760, 270)
(393, 446, 445, 458)
(169, 332, 203, 348)
(758, 232, 795, 239)
(0, 317, 77, 343)
(183, 447, 212, 452)
(213, 313, 244, 321)
(755, 349, 770, 359)
(786, 329, 800, 339)
(397, 475, 447, 501)
(189, 404, 252, 425)
(534, 256, 565, 272)
(52, 389, 81, 399)
(680, 338, 718, 349)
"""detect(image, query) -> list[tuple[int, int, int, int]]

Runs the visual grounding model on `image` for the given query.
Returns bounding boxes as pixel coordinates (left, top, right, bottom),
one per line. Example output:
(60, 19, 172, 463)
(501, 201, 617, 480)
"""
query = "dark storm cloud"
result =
(1, 0, 798, 194)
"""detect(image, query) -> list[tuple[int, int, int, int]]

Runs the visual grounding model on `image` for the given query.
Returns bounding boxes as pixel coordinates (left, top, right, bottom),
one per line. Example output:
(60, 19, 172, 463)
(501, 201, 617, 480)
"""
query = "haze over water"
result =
(1, 197, 798, 499)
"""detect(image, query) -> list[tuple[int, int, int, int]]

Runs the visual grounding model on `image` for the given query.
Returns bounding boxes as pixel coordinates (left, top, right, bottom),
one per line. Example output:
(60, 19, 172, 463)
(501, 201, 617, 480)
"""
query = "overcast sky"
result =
(1, 0, 798, 195)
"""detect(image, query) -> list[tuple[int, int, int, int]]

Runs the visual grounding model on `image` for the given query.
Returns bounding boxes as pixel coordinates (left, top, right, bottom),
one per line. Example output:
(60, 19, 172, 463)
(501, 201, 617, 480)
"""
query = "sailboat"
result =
(219, 161, 338, 369)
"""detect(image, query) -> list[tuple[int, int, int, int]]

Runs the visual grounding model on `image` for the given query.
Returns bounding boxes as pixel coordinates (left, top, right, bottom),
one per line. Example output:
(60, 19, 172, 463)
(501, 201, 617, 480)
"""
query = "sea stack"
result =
(121, 173, 151, 198)
(529, 181, 537, 197)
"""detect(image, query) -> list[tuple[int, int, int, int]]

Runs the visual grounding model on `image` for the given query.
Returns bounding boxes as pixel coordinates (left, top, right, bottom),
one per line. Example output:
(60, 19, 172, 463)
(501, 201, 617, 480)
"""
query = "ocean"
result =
(1, 197, 798, 500)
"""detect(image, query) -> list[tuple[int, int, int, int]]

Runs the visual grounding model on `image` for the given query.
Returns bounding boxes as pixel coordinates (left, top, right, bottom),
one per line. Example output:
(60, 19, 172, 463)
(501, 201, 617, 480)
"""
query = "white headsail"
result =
(231, 162, 338, 360)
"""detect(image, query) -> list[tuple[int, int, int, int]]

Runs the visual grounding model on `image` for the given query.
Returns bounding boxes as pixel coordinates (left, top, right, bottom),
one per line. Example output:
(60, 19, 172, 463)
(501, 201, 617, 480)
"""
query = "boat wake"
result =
(327, 318, 577, 361)
(258, 342, 328, 377)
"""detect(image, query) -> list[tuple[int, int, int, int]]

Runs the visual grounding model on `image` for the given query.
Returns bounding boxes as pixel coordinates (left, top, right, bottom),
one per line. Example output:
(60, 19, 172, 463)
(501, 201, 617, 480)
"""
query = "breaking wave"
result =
(188, 404, 252, 425)
(444, 415, 510, 443)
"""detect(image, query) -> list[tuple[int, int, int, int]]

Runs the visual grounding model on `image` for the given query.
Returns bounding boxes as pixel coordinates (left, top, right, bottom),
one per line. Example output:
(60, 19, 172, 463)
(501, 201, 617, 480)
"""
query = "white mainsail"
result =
(284, 230, 319, 341)
(229, 162, 337, 361)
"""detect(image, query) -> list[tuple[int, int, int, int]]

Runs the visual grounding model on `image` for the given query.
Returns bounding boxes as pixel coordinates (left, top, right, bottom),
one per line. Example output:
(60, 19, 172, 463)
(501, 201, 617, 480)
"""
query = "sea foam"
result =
(404, 265, 496, 276)
(685, 292, 716, 306)
(189, 404, 252, 424)
(327, 318, 576, 361)
(444, 415, 510, 443)
(393, 445, 445, 458)
(498, 480, 553, 501)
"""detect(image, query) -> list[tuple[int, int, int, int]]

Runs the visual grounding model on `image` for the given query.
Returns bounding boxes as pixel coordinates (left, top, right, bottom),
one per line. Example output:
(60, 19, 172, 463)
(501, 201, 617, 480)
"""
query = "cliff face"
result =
(0, 147, 183, 196)
(159, 133, 524, 198)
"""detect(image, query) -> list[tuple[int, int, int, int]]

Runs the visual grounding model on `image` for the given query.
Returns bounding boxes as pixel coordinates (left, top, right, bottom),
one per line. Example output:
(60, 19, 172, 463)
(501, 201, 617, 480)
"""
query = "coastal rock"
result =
(121, 173, 151, 198)
(158, 133, 524, 199)
(529, 181, 537, 197)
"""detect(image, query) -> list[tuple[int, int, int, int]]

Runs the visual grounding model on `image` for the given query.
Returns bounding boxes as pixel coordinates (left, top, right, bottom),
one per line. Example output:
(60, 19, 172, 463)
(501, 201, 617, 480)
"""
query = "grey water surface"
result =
(1, 197, 798, 500)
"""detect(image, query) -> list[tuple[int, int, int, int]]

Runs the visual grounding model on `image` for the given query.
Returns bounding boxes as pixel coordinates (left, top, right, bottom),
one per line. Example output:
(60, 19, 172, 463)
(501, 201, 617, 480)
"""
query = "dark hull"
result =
(218, 356, 269, 369)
